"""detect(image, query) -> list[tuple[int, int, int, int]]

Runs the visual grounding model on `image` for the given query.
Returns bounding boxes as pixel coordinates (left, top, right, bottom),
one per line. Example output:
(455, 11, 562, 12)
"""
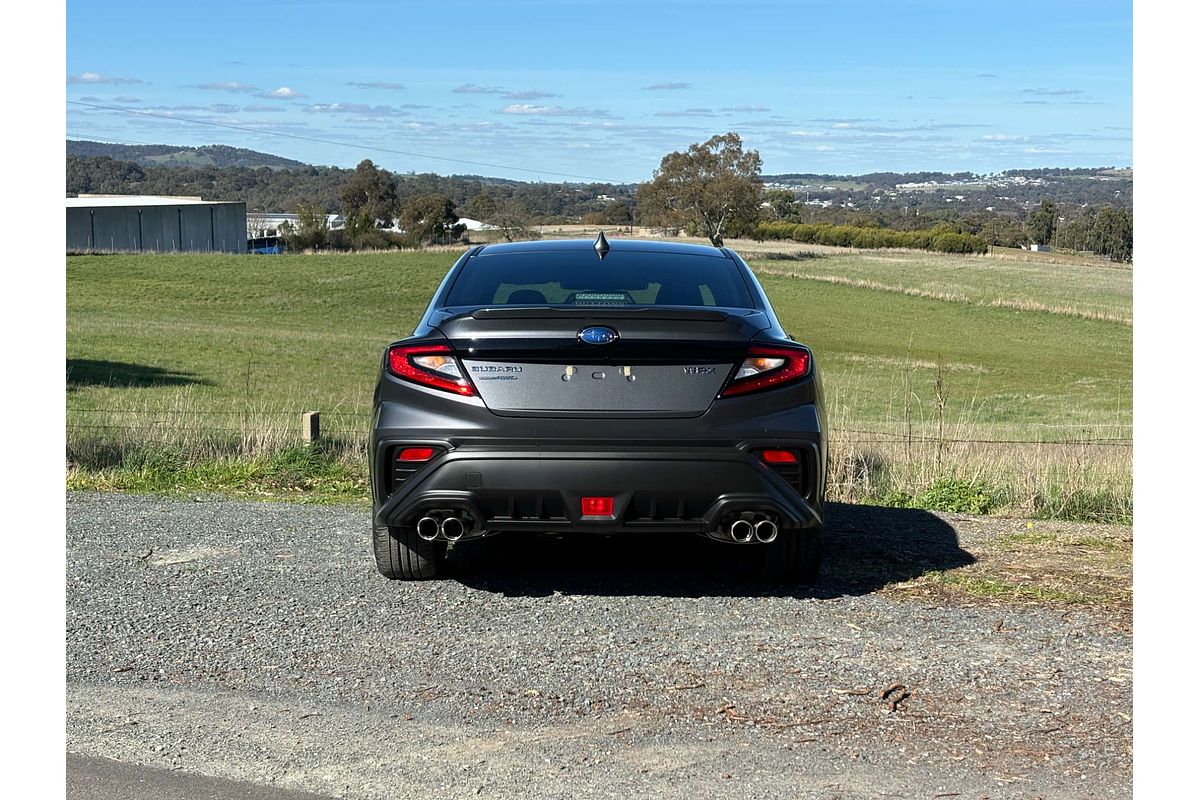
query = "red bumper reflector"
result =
(581, 496, 614, 516)
(761, 449, 798, 464)
(398, 447, 435, 462)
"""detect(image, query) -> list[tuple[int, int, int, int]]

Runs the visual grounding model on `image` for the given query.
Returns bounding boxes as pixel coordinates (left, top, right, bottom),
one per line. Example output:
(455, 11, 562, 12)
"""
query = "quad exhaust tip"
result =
(729, 519, 755, 543)
(416, 516, 440, 541)
(440, 516, 466, 542)
(722, 514, 780, 543)
(416, 513, 469, 541)
(754, 519, 779, 544)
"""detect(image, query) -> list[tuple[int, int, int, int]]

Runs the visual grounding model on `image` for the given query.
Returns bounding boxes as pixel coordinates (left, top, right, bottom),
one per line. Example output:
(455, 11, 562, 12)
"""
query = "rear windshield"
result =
(445, 250, 756, 308)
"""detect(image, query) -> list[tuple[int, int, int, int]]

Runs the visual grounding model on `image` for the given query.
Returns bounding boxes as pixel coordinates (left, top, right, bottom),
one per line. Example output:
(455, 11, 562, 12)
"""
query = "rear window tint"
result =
(445, 250, 755, 308)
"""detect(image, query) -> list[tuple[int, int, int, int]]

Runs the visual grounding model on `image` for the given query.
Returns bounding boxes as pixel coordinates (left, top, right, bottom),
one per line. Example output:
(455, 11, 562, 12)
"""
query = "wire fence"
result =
(64, 406, 1132, 447)
(65, 402, 1132, 520)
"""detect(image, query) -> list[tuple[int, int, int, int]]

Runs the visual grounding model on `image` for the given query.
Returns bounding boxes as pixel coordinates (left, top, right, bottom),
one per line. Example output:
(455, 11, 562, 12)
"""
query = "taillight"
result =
(760, 449, 798, 464)
(398, 447, 435, 462)
(386, 343, 476, 396)
(720, 346, 811, 398)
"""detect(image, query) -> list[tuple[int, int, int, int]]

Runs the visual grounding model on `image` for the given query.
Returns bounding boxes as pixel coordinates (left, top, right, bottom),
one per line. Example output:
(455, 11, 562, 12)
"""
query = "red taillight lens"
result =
(581, 496, 614, 517)
(386, 343, 476, 396)
(398, 447, 435, 462)
(760, 449, 798, 464)
(720, 346, 811, 398)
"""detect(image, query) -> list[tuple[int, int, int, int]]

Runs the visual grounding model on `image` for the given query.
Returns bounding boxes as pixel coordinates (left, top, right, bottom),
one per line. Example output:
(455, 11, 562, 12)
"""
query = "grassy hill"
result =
(66, 140, 309, 170)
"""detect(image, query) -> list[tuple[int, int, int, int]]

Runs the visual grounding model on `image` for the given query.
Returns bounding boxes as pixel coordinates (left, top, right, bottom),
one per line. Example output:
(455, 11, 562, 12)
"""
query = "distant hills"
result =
(66, 140, 309, 170)
(65, 139, 1130, 221)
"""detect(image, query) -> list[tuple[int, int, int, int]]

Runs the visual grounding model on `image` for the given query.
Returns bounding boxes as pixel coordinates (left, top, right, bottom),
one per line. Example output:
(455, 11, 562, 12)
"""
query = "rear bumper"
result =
(373, 445, 823, 540)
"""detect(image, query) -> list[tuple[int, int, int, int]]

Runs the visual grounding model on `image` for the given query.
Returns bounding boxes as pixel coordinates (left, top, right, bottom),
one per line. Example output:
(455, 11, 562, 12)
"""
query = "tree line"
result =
(276, 159, 541, 249)
(636, 133, 1130, 261)
(1026, 198, 1132, 261)
(67, 155, 632, 223)
(66, 136, 1132, 260)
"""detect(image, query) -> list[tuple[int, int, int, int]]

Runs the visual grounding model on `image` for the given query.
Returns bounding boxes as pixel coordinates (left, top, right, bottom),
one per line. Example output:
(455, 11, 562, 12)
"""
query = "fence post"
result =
(302, 411, 320, 444)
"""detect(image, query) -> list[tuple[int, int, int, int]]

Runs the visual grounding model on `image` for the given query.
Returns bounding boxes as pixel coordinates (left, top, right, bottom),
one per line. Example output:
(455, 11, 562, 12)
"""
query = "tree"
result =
(339, 159, 399, 227)
(464, 192, 498, 224)
(279, 203, 329, 251)
(1027, 198, 1057, 245)
(636, 132, 763, 245)
(398, 193, 460, 245)
(1099, 206, 1132, 262)
(761, 188, 800, 221)
(466, 192, 534, 242)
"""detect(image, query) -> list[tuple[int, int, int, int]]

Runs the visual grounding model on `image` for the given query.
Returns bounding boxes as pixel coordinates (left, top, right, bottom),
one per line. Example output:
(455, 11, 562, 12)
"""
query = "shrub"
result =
(753, 221, 987, 254)
(876, 489, 915, 508)
(915, 478, 998, 514)
(1034, 486, 1131, 524)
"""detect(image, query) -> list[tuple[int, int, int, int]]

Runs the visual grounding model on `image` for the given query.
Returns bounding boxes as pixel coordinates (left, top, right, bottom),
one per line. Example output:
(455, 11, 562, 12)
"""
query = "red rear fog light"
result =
(398, 447, 436, 462)
(760, 449, 798, 464)
(581, 496, 614, 517)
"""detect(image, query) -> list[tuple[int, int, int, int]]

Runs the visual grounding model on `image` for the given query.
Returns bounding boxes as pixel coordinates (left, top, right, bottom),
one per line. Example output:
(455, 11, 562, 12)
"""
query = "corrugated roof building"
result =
(66, 195, 247, 253)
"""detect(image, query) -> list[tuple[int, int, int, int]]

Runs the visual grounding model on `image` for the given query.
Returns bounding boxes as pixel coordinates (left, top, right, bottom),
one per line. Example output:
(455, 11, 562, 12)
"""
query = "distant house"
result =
(457, 217, 498, 232)
(1030, 243, 1054, 252)
(247, 212, 345, 236)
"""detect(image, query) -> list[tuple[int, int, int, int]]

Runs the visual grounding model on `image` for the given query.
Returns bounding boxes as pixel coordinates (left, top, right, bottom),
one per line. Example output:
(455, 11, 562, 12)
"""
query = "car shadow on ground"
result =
(448, 503, 975, 599)
(67, 359, 211, 391)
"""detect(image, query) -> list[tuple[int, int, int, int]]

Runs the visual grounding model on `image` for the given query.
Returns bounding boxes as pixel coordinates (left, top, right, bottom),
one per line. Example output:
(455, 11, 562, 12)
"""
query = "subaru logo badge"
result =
(578, 326, 618, 345)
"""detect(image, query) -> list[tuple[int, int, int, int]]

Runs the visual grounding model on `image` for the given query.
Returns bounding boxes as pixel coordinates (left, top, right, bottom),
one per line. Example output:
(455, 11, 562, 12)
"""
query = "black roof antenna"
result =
(593, 230, 610, 260)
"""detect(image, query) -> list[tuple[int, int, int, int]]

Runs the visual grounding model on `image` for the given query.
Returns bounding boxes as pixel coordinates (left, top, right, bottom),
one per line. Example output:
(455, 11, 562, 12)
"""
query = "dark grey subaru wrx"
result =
(369, 234, 827, 582)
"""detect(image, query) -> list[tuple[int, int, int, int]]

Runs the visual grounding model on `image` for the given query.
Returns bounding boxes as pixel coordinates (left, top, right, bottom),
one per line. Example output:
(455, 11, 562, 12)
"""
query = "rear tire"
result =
(373, 524, 445, 580)
(759, 526, 823, 584)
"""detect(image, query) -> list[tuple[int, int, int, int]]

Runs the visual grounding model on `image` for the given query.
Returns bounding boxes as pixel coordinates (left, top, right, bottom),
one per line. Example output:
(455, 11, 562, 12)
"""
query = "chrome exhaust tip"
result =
(754, 519, 779, 544)
(440, 516, 466, 542)
(729, 519, 755, 543)
(416, 516, 440, 541)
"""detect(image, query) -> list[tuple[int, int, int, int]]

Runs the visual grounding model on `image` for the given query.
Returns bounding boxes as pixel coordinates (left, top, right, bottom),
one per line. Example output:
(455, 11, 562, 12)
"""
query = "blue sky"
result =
(66, 0, 1131, 182)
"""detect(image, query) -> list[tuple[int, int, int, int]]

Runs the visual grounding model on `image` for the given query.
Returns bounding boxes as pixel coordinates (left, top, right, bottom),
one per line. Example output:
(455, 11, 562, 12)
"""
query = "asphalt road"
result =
(67, 754, 336, 800)
(66, 493, 1131, 799)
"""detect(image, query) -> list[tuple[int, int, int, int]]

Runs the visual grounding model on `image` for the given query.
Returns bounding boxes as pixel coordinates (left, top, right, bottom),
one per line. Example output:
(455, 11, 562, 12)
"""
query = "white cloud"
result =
(643, 82, 691, 90)
(257, 86, 306, 99)
(304, 103, 405, 117)
(190, 81, 258, 93)
(654, 108, 715, 118)
(69, 72, 144, 85)
(1023, 87, 1084, 96)
(347, 81, 406, 90)
(454, 83, 504, 94)
(502, 89, 559, 100)
(501, 104, 610, 117)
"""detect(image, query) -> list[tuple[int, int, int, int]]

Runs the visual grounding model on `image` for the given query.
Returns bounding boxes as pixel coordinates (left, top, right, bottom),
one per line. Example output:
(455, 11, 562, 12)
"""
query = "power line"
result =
(69, 134, 179, 148)
(67, 100, 625, 184)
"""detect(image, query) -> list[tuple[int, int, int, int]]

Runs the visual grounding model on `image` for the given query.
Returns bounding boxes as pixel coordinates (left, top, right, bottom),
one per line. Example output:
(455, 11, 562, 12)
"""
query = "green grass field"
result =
(66, 244, 1132, 519)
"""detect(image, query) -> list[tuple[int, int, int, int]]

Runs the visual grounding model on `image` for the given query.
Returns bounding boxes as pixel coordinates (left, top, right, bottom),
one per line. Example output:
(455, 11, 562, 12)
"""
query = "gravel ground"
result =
(66, 493, 1131, 799)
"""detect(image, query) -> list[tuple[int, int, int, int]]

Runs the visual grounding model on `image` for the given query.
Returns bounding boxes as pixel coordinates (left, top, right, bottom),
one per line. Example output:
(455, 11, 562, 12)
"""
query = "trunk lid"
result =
(434, 307, 769, 417)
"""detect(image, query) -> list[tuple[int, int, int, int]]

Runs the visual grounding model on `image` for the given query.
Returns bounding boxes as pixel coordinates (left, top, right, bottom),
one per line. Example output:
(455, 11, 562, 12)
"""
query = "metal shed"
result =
(66, 195, 247, 254)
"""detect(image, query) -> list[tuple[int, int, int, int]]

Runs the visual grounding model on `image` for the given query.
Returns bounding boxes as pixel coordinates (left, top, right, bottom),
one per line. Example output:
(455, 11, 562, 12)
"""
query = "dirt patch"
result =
(882, 518, 1132, 627)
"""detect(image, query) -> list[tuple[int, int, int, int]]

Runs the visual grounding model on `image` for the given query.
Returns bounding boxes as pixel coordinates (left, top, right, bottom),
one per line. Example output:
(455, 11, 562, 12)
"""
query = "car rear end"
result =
(370, 239, 826, 581)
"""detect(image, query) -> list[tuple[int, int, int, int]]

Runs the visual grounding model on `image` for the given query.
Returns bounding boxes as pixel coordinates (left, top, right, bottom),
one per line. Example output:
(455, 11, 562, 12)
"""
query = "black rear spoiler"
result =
(469, 307, 729, 322)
